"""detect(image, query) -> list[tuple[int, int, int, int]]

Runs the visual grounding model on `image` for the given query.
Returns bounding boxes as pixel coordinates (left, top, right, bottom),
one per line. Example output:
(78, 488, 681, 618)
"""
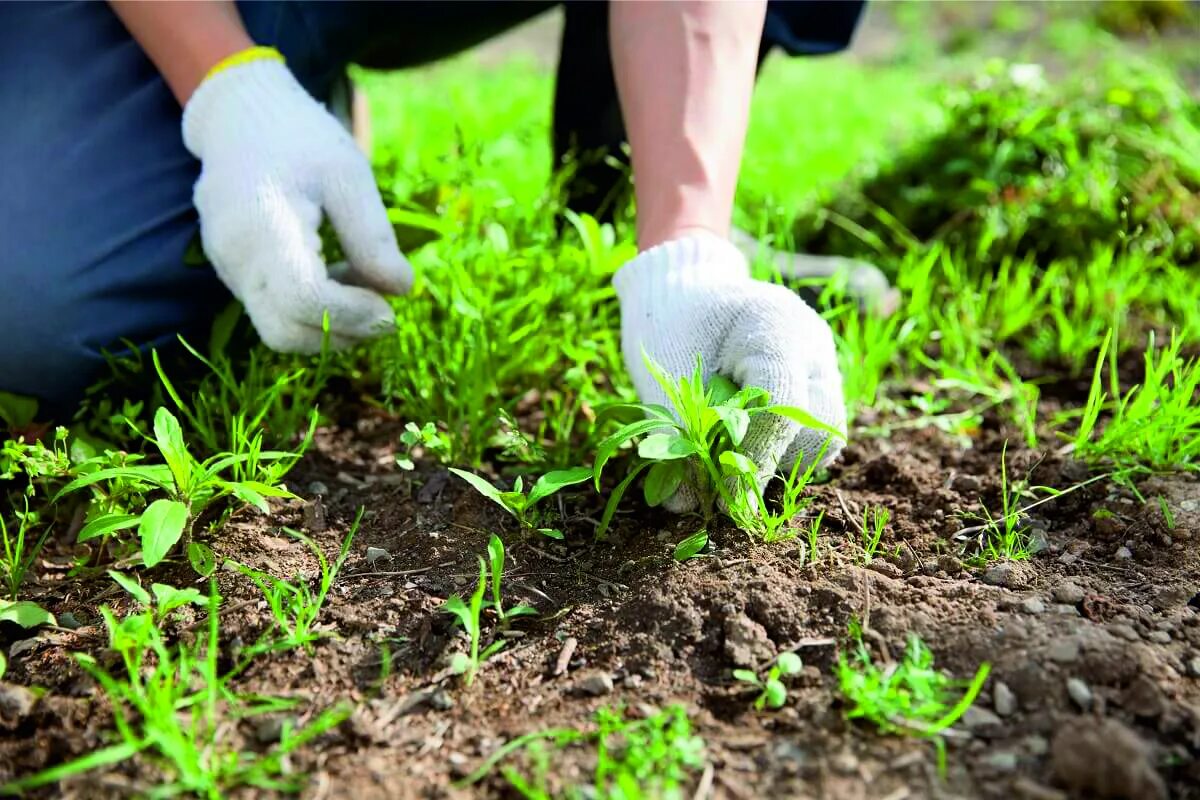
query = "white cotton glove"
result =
(614, 233, 847, 512)
(182, 58, 413, 352)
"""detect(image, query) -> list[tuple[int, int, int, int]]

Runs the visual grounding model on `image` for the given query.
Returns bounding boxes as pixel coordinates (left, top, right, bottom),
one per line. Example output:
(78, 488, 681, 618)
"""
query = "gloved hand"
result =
(613, 233, 847, 512)
(182, 55, 412, 352)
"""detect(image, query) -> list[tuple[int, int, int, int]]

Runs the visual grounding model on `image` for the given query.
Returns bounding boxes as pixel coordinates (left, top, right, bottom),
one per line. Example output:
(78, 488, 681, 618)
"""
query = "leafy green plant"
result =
(396, 421, 452, 470)
(442, 556, 506, 685)
(108, 571, 205, 626)
(0, 495, 49, 601)
(837, 624, 990, 776)
(232, 512, 360, 657)
(593, 355, 843, 539)
(673, 530, 709, 562)
(459, 704, 706, 799)
(0, 581, 350, 797)
(449, 466, 592, 539)
(733, 651, 804, 710)
(486, 533, 537, 626)
(56, 407, 297, 569)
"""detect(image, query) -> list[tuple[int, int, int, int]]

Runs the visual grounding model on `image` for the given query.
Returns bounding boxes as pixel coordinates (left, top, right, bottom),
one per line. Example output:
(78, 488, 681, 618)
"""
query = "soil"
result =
(2, 393, 1198, 799)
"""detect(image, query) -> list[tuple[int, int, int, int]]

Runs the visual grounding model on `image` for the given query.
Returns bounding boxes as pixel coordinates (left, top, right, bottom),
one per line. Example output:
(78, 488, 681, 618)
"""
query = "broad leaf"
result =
(0, 650, 6, 679)
(107, 570, 151, 606)
(449, 652, 471, 675)
(442, 595, 474, 632)
(673, 530, 709, 562)
(593, 418, 669, 488)
(506, 604, 539, 618)
(731, 669, 759, 684)
(776, 652, 803, 675)
(187, 541, 217, 577)
(536, 528, 565, 540)
(638, 433, 696, 461)
(227, 483, 269, 514)
(139, 499, 189, 568)
(54, 465, 175, 502)
(528, 467, 593, 506)
(77, 513, 140, 543)
(764, 678, 788, 709)
(644, 461, 685, 507)
(153, 407, 192, 492)
(707, 375, 739, 406)
(712, 406, 751, 446)
(151, 584, 204, 616)
(448, 469, 510, 514)
(761, 405, 847, 441)
(719, 450, 758, 477)
(0, 600, 55, 629)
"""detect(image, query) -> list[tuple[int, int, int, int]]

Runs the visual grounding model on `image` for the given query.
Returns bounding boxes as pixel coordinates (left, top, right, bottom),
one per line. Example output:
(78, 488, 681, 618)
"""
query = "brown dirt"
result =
(3, 399, 1198, 799)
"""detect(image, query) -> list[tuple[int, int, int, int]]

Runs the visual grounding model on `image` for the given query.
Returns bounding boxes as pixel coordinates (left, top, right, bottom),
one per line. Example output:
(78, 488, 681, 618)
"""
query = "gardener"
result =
(1, 1, 862, 508)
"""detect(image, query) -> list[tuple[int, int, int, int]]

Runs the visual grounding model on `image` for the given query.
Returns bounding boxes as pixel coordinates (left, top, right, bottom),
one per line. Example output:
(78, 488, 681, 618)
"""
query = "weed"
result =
(56, 407, 298, 569)
(859, 505, 891, 563)
(233, 511, 360, 658)
(442, 555, 505, 685)
(733, 651, 804, 710)
(673, 530, 709, 562)
(593, 355, 842, 539)
(486, 533, 537, 626)
(837, 624, 990, 777)
(449, 466, 592, 539)
(459, 704, 706, 799)
(108, 570, 205, 626)
(396, 421, 452, 470)
(0, 495, 49, 601)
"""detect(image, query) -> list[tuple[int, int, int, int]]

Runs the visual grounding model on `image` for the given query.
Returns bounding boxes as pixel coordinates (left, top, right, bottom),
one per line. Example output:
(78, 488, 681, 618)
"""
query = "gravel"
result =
(577, 672, 615, 696)
(994, 681, 1017, 717)
(1020, 598, 1047, 615)
(1047, 638, 1081, 663)
(1052, 581, 1085, 604)
(1066, 678, 1092, 710)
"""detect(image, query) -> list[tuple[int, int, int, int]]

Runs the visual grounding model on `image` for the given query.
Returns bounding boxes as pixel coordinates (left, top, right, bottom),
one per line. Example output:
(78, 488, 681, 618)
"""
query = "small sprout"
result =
(860, 505, 890, 562)
(449, 466, 591, 539)
(733, 651, 804, 710)
(673, 530, 708, 562)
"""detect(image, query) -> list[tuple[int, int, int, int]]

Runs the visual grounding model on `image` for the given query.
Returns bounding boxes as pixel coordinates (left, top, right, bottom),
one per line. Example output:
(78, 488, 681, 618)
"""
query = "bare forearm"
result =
(610, 1, 766, 250)
(109, 0, 252, 105)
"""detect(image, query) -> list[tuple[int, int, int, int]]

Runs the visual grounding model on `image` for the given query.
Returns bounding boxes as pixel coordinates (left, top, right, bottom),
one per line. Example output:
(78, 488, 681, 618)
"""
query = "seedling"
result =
(442, 556, 506, 685)
(449, 466, 592, 539)
(593, 354, 843, 539)
(837, 624, 990, 776)
(56, 407, 297, 569)
(459, 704, 706, 798)
(860, 505, 891, 563)
(0, 495, 49, 601)
(396, 421, 452, 470)
(733, 651, 804, 710)
(108, 570, 205, 626)
(486, 534, 537, 626)
(673, 530, 709, 562)
(232, 511, 359, 657)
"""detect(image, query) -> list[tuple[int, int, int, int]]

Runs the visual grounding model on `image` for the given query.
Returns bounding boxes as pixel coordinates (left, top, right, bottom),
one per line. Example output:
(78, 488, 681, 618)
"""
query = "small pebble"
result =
(1057, 552, 1079, 566)
(994, 681, 1017, 717)
(1052, 604, 1080, 616)
(1052, 581, 1085, 605)
(1047, 639, 1081, 664)
(0, 683, 36, 719)
(1115, 546, 1133, 560)
(1021, 598, 1047, 615)
(830, 749, 859, 774)
(365, 546, 391, 567)
(1109, 623, 1140, 642)
(962, 705, 1003, 732)
(1067, 678, 1093, 710)
(577, 672, 615, 696)
(1024, 735, 1050, 756)
(1186, 657, 1200, 678)
(56, 612, 83, 630)
(429, 690, 454, 711)
(1145, 631, 1171, 644)
(986, 751, 1019, 772)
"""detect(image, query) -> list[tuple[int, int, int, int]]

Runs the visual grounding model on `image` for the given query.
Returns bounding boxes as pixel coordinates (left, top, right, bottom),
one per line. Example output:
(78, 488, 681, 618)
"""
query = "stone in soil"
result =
(1052, 580, 1085, 604)
(994, 681, 1017, 716)
(1066, 677, 1092, 710)
(723, 610, 774, 667)
(1046, 637, 1081, 663)
(1051, 717, 1166, 799)
(577, 671, 615, 696)
(1020, 597, 1047, 615)
(0, 683, 36, 720)
(981, 561, 1034, 588)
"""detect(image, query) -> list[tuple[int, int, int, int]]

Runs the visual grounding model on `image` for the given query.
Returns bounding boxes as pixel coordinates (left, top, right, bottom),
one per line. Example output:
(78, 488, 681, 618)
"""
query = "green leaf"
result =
(593, 419, 669, 489)
(0, 651, 6, 679)
(505, 604, 538, 618)
(187, 542, 217, 577)
(152, 407, 192, 492)
(707, 375, 739, 406)
(596, 461, 652, 540)
(0, 391, 38, 429)
(527, 466, 593, 506)
(776, 652, 803, 675)
(442, 595, 474, 632)
(139, 499, 189, 568)
(107, 570, 151, 606)
(764, 678, 788, 709)
(719, 450, 758, 477)
(448, 469, 511, 514)
(53, 464, 175, 502)
(731, 669, 759, 684)
(151, 584, 205, 616)
(712, 406, 751, 445)
(644, 461, 686, 507)
(0, 600, 55, 629)
(228, 483, 269, 513)
(638, 433, 696, 461)
(536, 528, 565, 540)
(673, 530, 709, 562)
(77, 513, 141, 543)
(761, 405, 847, 441)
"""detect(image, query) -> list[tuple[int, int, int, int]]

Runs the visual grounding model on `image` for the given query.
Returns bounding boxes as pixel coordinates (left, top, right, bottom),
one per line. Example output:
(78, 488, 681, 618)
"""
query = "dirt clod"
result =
(1050, 717, 1167, 799)
(723, 611, 774, 667)
(1052, 581, 1085, 605)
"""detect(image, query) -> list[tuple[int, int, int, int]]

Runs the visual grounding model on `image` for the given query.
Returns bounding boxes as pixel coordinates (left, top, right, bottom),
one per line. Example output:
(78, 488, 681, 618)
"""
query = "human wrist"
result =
(182, 57, 306, 158)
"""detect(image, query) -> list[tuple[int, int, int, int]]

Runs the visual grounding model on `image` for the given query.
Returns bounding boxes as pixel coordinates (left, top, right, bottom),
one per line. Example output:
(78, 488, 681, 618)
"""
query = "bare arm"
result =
(109, 1, 253, 104)
(609, 0, 767, 250)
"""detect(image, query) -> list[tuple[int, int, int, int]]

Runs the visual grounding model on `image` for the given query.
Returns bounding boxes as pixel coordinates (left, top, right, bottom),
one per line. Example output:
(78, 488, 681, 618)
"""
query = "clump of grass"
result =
(448, 466, 592, 540)
(837, 623, 990, 777)
(458, 704, 706, 799)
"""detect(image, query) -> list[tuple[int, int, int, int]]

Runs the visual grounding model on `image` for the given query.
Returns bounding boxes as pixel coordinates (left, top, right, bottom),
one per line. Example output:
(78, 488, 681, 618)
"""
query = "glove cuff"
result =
(182, 58, 314, 158)
(613, 233, 750, 301)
